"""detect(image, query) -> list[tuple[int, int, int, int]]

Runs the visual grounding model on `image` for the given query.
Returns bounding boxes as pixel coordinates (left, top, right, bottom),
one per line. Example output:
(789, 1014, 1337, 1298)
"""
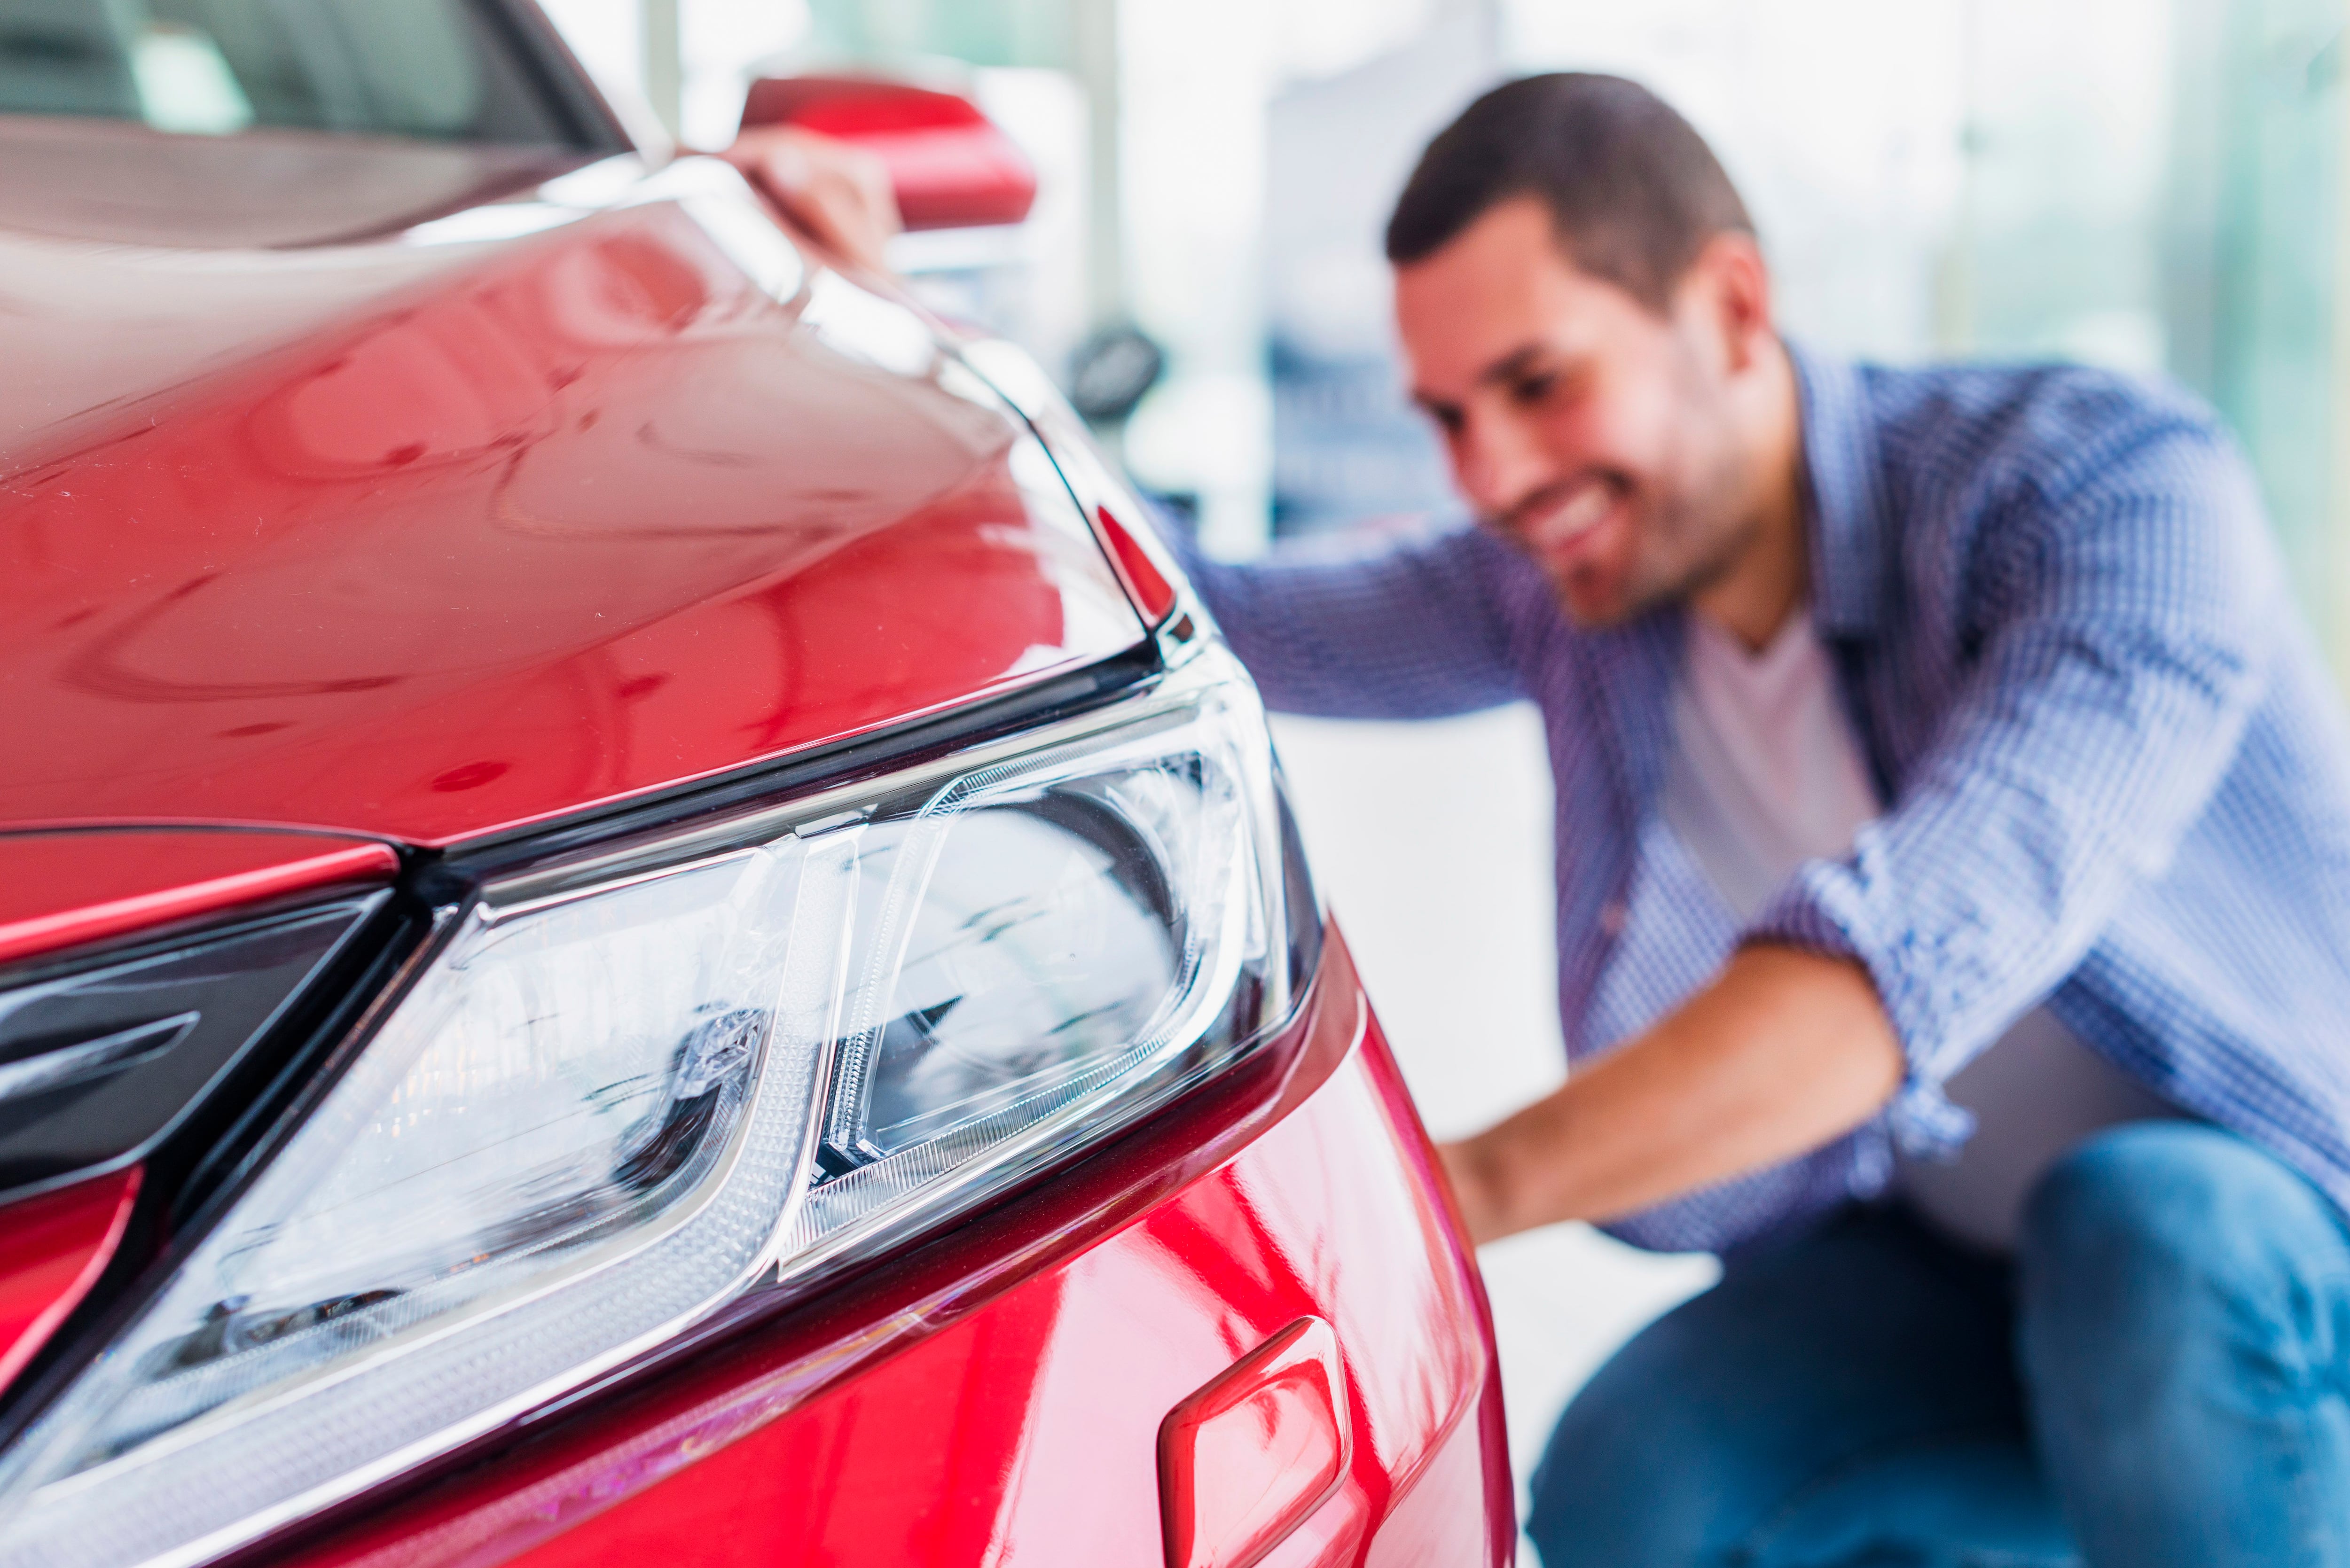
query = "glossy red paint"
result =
(0, 1167, 141, 1393)
(1096, 506, 1179, 627)
(1159, 1316, 1350, 1568)
(0, 831, 396, 966)
(950, 343, 1194, 638)
(285, 932, 1511, 1568)
(0, 156, 1141, 847)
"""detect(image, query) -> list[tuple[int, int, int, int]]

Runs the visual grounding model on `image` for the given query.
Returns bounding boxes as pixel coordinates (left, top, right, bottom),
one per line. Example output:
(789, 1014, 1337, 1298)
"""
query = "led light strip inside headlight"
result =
(0, 649, 1306, 1568)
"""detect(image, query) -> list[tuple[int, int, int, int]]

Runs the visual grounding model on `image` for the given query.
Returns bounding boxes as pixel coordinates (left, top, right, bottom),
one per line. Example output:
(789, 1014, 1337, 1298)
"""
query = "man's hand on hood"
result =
(724, 126, 902, 274)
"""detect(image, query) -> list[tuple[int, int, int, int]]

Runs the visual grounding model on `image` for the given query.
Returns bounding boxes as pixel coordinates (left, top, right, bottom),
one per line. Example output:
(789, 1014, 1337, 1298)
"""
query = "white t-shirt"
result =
(1659, 611, 2176, 1252)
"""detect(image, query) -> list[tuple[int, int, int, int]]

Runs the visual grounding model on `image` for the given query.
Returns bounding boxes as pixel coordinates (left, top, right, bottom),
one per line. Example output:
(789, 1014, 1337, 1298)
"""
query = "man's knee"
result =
(1526, 1350, 1724, 1568)
(2017, 1123, 2350, 1407)
(1524, 1284, 1817, 1568)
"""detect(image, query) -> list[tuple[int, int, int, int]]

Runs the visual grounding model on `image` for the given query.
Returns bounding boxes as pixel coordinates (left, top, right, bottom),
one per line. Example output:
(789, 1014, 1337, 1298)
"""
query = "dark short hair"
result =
(1385, 73, 1754, 312)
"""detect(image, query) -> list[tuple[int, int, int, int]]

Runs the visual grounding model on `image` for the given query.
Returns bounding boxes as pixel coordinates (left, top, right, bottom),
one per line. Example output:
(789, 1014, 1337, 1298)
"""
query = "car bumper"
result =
(291, 926, 1512, 1568)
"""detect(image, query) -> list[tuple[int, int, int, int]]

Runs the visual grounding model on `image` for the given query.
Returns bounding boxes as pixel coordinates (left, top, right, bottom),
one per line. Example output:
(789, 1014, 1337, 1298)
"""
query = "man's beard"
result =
(1624, 487, 1762, 622)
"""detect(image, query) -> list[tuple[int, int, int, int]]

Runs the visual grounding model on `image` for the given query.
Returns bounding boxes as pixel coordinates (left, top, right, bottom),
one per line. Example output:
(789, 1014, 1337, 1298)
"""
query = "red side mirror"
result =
(740, 76, 1038, 232)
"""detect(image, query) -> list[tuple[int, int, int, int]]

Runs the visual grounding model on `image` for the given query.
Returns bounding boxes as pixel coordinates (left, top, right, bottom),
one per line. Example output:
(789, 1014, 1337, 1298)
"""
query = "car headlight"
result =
(0, 648, 1314, 1568)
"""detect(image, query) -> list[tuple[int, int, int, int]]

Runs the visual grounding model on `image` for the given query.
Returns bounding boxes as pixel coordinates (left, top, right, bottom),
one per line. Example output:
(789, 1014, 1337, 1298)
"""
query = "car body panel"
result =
(0, 155, 1144, 847)
(0, 1167, 141, 1392)
(0, 830, 397, 965)
(281, 933, 1511, 1568)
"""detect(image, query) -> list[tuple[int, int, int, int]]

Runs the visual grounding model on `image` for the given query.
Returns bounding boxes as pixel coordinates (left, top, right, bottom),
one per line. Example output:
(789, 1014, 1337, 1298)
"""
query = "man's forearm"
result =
(1440, 944, 1904, 1242)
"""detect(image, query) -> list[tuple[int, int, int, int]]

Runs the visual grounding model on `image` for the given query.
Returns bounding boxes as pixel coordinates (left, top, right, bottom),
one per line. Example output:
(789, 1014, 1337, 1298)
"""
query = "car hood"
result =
(0, 150, 1144, 848)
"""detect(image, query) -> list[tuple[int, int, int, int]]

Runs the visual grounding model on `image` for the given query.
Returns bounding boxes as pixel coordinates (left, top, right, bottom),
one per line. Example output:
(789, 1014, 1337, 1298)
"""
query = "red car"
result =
(0, 5, 1510, 1566)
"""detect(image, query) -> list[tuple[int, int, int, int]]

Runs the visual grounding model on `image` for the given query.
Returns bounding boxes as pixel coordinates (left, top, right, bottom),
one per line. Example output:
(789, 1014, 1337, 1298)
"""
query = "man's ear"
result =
(1684, 232, 1775, 373)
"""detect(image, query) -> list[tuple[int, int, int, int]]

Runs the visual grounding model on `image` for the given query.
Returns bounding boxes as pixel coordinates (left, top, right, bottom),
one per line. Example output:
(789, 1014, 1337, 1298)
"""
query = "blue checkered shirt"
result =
(1169, 345, 2350, 1254)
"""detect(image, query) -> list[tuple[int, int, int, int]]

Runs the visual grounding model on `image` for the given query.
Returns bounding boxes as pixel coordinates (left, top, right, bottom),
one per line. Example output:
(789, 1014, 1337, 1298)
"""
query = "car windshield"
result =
(0, 0, 572, 144)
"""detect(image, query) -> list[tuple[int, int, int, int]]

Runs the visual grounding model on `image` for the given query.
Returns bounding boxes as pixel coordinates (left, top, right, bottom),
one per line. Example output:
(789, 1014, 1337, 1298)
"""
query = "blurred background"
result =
(546, 0, 2350, 1549)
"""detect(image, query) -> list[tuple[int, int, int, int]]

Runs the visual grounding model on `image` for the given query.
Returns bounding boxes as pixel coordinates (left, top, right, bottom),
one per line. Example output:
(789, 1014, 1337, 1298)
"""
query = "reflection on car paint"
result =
(0, 172, 1141, 846)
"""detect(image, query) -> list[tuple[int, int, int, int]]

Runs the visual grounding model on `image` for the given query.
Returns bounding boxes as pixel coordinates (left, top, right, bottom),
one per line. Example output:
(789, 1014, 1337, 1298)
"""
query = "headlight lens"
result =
(0, 652, 1308, 1568)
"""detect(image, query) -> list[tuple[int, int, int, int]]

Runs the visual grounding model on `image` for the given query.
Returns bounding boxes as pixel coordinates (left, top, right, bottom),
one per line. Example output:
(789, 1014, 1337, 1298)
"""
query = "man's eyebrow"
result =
(1476, 343, 1553, 387)
(1410, 342, 1555, 414)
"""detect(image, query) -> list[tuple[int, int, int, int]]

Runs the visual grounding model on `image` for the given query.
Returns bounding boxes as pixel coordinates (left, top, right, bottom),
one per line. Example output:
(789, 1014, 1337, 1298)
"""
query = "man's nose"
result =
(1454, 409, 1555, 520)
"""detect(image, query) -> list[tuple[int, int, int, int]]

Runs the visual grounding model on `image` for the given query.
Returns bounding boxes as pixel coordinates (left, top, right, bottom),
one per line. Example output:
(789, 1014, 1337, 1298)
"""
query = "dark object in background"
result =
(1066, 323, 1165, 424)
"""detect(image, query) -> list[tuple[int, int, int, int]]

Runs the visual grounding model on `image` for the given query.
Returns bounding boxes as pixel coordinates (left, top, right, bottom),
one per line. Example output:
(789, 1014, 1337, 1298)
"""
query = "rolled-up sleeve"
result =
(1748, 412, 2278, 1155)
(1148, 510, 1525, 720)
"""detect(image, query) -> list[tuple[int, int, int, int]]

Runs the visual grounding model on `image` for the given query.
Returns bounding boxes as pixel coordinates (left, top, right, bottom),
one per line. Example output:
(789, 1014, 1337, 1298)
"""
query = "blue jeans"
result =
(1527, 1123, 2350, 1567)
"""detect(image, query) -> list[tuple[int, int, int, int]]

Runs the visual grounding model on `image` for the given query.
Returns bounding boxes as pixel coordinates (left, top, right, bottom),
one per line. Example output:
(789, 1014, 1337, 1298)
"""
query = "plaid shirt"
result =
(1169, 345, 2350, 1253)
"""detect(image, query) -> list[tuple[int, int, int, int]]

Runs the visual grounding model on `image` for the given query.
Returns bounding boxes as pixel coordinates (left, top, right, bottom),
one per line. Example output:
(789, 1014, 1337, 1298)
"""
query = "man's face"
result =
(1394, 196, 1761, 628)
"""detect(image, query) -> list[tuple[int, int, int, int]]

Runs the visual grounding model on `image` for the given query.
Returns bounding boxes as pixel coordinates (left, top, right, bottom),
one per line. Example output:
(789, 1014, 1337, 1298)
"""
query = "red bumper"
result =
(295, 929, 1512, 1568)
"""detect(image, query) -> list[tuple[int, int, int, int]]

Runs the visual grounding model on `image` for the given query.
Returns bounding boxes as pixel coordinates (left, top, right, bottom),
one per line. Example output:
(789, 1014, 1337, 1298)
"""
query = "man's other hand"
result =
(723, 126, 902, 273)
(1437, 1139, 1510, 1245)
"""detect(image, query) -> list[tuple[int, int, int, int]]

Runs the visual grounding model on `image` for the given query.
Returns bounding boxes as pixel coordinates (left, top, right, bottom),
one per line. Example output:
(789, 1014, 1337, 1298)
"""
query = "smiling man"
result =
(1162, 74, 2350, 1566)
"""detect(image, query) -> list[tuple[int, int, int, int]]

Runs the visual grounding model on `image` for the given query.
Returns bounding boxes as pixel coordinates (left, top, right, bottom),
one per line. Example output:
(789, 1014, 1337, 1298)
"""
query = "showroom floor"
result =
(1269, 704, 1720, 1547)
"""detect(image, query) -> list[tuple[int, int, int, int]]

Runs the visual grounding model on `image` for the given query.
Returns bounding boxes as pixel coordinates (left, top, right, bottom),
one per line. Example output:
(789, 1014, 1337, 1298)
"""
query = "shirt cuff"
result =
(1745, 862, 1980, 1162)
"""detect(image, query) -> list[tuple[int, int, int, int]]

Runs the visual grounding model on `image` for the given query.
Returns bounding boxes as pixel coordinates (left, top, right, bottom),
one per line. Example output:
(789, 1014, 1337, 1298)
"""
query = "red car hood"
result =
(0, 145, 1142, 848)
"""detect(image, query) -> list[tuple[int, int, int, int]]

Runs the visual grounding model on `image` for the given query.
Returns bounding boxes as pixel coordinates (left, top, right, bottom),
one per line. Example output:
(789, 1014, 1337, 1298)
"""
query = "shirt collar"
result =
(1787, 341, 1888, 639)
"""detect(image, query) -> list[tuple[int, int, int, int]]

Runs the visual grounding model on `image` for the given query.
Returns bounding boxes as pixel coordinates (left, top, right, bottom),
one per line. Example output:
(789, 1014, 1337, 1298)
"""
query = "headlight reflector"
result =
(0, 656, 1305, 1568)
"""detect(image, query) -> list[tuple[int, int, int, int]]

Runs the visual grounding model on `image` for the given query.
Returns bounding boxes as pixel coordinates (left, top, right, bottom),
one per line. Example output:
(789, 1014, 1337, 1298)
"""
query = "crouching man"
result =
(1165, 75, 2350, 1567)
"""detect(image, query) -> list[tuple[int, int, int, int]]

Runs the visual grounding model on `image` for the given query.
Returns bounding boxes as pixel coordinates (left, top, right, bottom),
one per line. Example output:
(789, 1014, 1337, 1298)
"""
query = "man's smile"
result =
(1501, 474, 1632, 590)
